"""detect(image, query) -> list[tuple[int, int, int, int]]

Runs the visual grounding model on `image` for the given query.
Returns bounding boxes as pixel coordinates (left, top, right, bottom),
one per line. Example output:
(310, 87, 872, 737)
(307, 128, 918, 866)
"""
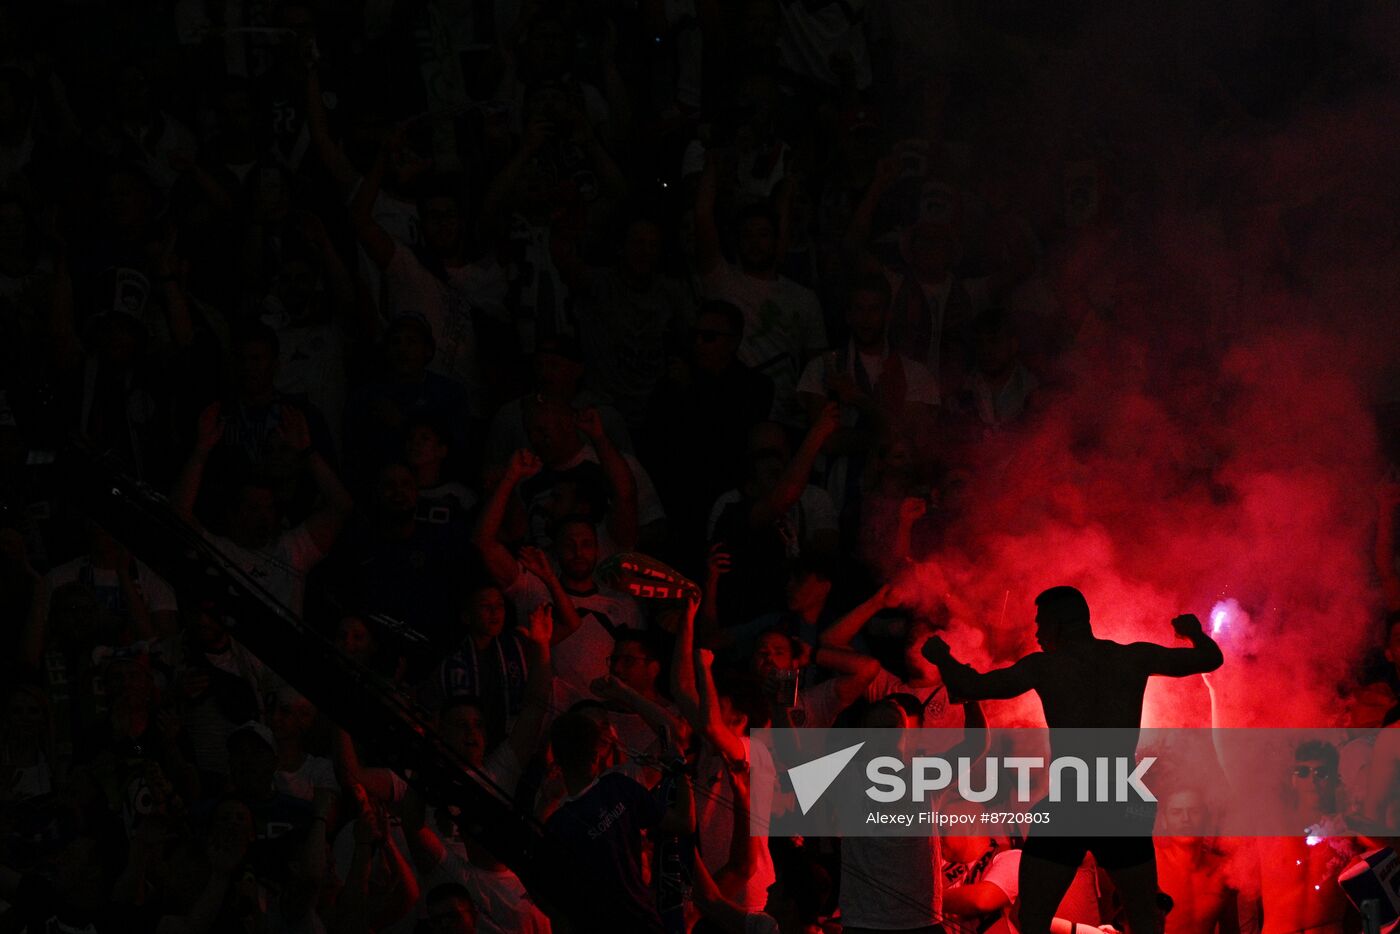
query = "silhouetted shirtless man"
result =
(923, 586, 1224, 934)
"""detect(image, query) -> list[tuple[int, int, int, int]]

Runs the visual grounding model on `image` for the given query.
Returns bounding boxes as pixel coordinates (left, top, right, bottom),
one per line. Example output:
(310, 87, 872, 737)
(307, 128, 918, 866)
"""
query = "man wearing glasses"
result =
(1254, 741, 1361, 934)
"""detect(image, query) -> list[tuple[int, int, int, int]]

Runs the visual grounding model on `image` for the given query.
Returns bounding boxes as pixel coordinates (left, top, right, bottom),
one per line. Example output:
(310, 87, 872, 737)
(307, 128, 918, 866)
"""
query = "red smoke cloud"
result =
(897, 14, 1400, 728)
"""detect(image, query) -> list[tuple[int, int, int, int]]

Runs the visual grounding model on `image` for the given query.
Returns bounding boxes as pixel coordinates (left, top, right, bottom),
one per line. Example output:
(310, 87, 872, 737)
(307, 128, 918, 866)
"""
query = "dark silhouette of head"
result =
(1034, 586, 1092, 652)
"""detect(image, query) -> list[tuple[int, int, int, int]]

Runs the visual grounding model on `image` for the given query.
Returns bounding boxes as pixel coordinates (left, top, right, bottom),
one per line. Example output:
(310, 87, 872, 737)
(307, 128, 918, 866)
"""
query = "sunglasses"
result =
(695, 329, 736, 342)
(608, 654, 650, 666)
(1292, 765, 1333, 780)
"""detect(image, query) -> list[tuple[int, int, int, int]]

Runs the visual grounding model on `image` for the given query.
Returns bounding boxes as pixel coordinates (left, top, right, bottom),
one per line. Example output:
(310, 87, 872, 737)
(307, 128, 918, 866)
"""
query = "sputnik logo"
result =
(788, 742, 866, 814)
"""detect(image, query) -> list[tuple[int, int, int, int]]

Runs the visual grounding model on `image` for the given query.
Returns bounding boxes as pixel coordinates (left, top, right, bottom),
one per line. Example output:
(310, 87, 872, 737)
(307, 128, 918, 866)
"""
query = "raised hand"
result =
(195, 403, 225, 452)
(1171, 613, 1205, 640)
(876, 581, 905, 609)
(353, 798, 385, 847)
(813, 401, 843, 438)
(576, 407, 605, 442)
(922, 635, 953, 662)
(518, 545, 556, 582)
(898, 496, 928, 526)
(705, 543, 732, 580)
(520, 601, 555, 646)
(278, 405, 313, 454)
(507, 448, 544, 480)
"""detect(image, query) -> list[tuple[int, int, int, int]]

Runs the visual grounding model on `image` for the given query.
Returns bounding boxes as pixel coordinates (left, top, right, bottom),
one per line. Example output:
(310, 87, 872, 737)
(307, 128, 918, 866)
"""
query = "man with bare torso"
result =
(1153, 786, 1261, 934)
(1254, 742, 1361, 934)
(924, 586, 1224, 934)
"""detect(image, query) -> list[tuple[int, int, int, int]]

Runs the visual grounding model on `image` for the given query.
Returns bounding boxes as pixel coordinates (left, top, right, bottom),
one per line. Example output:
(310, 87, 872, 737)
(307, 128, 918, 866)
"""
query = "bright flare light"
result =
(1209, 598, 1245, 635)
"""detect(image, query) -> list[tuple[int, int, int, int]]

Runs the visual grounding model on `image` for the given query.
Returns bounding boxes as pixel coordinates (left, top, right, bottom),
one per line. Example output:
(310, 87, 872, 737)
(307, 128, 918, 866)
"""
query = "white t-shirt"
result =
(45, 557, 178, 616)
(866, 668, 965, 732)
(207, 525, 324, 616)
(700, 264, 826, 426)
(353, 183, 419, 306)
(274, 753, 339, 802)
(506, 566, 643, 694)
(977, 849, 1103, 930)
(261, 306, 348, 450)
(484, 394, 633, 469)
(384, 245, 507, 412)
(776, 0, 873, 90)
(180, 638, 277, 774)
(447, 856, 553, 934)
(683, 140, 792, 201)
(695, 737, 777, 912)
(521, 446, 666, 555)
(790, 678, 848, 729)
(795, 345, 940, 411)
(374, 744, 523, 870)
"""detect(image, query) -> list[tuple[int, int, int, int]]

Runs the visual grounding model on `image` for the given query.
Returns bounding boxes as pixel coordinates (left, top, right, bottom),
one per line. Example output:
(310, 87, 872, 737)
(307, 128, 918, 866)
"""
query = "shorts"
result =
(1021, 798, 1157, 869)
(1022, 833, 1156, 870)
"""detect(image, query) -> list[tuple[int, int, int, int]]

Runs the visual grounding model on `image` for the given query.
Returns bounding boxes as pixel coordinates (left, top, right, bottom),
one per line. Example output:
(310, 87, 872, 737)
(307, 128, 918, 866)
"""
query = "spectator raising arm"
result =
(922, 636, 1039, 702)
(696, 643, 746, 766)
(305, 53, 359, 194)
(819, 582, 901, 649)
(349, 126, 403, 271)
(694, 149, 726, 277)
(805, 643, 882, 716)
(714, 750, 763, 900)
(508, 601, 557, 767)
(279, 405, 354, 555)
(478, 115, 551, 244)
(171, 403, 224, 531)
(578, 406, 640, 549)
(1129, 614, 1224, 677)
(330, 785, 420, 934)
(330, 726, 401, 805)
(690, 844, 777, 934)
(473, 448, 542, 588)
(590, 673, 690, 756)
(519, 545, 584, 643)
(673, 594, 743, 758)
(698, 543, 731, 643)
(844, 154, 902, 261)
(750, 403, 841, 530)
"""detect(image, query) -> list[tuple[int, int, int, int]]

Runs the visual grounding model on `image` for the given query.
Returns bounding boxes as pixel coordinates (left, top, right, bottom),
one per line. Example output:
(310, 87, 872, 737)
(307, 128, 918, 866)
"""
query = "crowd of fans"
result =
(0, 0, 1396, 932)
